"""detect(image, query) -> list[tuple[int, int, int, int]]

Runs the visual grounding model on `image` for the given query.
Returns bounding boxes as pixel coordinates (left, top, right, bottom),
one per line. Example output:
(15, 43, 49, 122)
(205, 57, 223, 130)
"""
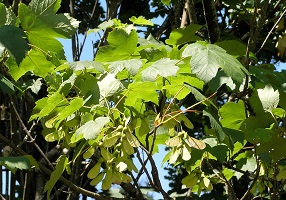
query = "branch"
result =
(140, 146, 172, 200)
(202, 0, 220, 43)
(135, 148, 153, 185)
(180, 0, 197, 28)
(0, 133, 123, 200)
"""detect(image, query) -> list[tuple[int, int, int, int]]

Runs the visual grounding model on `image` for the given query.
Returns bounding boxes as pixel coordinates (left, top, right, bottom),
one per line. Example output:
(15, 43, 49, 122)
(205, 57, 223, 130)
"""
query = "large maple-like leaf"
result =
(182, 42, 248, 83)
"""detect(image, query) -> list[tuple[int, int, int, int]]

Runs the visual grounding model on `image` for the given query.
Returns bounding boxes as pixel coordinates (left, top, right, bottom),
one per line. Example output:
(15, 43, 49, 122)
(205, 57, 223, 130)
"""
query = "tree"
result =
(0, 0, 286, 199)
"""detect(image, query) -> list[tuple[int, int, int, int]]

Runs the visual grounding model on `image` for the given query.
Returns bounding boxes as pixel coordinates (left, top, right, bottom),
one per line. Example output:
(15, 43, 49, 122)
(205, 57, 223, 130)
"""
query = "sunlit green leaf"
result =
(182, 42, 248, 83)
(166, 24, 202, 46)
(220, 101, 246, 130)
(98, 74, 124, 99)
(257, 84, 279, 111)
(141, 58, 179, 81)
(68, 61, 105, 73)
(96, 29, 138, 62)
(125, 82, 159, 106)
(9, 49, 55, 80)
(75, 117, 110, 140)
(54, 97, 83, 128)
(129, 16, 154, 26)
(182, 173, 198, 188)
(108, 59, 143, 76)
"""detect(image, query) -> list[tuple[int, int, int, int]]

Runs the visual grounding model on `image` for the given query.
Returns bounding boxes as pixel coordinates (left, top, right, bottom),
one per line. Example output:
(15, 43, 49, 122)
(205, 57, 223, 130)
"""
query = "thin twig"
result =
(257, 8, 286, 54)
(10, 100, 55, 170)
(135, 148, 153, 185)
(78, 0, 99, 59)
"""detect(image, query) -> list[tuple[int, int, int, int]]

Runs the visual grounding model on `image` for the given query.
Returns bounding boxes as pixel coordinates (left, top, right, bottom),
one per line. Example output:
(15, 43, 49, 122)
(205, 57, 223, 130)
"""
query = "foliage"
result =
(0, 0, 286, 200)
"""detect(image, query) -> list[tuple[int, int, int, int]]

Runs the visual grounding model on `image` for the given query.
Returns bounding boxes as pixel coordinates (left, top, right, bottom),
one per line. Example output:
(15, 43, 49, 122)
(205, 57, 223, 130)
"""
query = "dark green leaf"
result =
(0, 73, 15, 95)
(44, 155, 68, 199)
(203, 110, 225, 142)
(0, 25, 28, 64)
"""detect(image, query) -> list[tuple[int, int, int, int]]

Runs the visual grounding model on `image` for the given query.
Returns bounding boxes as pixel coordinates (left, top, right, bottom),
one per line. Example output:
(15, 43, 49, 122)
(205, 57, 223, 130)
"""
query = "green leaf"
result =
(182, 42, 248, 83)
(161, 0, 171, 5)
(54, 97, 83, 128)
(220, 101, 246, 130)
(123, 139, 134, 155)
(44, 155, 68, 199)
(38, 92, 65, 119)
(208, 71, 236, 92)
(75, 117, 110, 140)
(139, 47, 167, 62)
(0, 156, 35, 173)
(98, 74, 124, 99)
(75, 73, 100, 105)
(0, 25, 28, 64)
(108, 59, 143, 76)
(83, 147, 94, 159)
(166, 24, 202, 46)
(26, 0, 78, 37)
(163, 74, 204, 100)
(96, 29, 138, 62)
(18, 2, 78, 58)
(68, 61, 105, 73)
(125, 82, 159, 106)
(8, 49, 55, 81)
(0, 3, 17, 27)
(141, 58, 179, 81)
(103, 133, 119, 148)
(182, 173, 198, 188)
(129, 16, 154, 26)
(87, 162, 102, 179)
(248, 128, 273, 143)
(203, 110, 226, 142)
(0, 73, 15, 95)
(215, 40, 248, 57)
(90, 172, 105, 186)
(28, 0, 61, 16)
(100, 147, 113, 161)
(126, 132, 140, 147)
(257, 84, 279, 111)
(102, 169, 113, 190)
